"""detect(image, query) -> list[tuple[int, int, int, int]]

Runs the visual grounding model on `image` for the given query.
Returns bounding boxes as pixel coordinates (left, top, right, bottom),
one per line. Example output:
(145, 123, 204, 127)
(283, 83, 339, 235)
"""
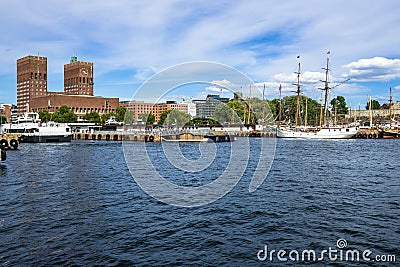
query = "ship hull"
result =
(382, 130, 400, 139)
(277, 127, 357, 139)
(23, 134, 72, 143)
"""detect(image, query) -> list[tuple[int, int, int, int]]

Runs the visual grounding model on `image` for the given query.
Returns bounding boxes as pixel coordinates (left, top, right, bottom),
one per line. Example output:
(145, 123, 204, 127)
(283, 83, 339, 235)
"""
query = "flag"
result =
(327, 51, 330, 54)
(279, 84, 282, 91)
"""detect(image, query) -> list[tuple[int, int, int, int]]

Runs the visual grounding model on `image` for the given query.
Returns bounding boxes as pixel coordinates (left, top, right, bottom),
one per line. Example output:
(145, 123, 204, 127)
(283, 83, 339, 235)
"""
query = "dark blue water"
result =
(0, 139, 399, 266)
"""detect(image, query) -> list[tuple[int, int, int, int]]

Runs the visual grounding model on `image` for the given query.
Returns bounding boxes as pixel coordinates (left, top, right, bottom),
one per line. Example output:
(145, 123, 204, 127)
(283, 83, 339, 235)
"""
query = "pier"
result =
(354, 128, 381, 139)
(71, 131, 235, 142)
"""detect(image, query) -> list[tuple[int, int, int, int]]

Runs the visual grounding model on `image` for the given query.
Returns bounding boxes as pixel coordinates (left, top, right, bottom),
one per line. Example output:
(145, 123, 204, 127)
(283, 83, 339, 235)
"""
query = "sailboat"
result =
(276, 54, 358, 139)
(381, 87, 400, 138)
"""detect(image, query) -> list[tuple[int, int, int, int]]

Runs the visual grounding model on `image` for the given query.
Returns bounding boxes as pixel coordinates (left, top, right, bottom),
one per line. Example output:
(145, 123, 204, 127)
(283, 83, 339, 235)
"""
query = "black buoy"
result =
(9, 139, 18, 150)
(0, 139, 8, 150)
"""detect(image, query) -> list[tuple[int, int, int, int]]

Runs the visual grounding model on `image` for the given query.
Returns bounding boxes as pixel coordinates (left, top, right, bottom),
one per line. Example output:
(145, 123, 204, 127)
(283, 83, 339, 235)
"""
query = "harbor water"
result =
(0, 139, 399, 266)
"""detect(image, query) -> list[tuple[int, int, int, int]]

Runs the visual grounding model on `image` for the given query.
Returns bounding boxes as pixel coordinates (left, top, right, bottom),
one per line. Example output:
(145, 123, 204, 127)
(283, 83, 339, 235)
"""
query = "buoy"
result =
(362, 134, 367, 138)
(97, 134, 102, 140)
(9, 139, 18, 150)
(133, 136, 138, 141)
(77, 134, 81, 140)
(0, 139, 8, 150)
(92, 134, 96, 140)
(149, 135, 154, 142)
(113, 135, 118, 141)
(368, 134, 373, 139)
(106, 134, 110, 141)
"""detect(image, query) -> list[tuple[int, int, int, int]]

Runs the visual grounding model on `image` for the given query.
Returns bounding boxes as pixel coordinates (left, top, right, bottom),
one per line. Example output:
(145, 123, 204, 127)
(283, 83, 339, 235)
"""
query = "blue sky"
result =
(1, 0, 400, 110)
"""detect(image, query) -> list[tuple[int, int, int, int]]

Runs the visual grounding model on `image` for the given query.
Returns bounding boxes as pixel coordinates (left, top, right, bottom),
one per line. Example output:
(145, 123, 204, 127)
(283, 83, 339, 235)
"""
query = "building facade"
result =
(30, 94, 119, 120)
(16, 55, 120, 120)
(64, 56, 94, 96)
(0, 104, 12, 123)
(120, 101, 154, 122)
(16, 55, 48, 115)
(120, 100, 195, 123)
(193, 94, 229, 118)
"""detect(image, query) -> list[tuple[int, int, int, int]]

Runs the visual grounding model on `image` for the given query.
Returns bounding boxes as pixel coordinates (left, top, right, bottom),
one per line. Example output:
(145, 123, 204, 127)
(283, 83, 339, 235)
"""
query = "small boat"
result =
(1, 112, 72, 143)
(105, 116, 123, 126)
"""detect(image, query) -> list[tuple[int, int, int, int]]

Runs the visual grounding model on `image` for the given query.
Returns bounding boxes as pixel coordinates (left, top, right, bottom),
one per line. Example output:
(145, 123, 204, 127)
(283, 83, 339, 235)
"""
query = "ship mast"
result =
(389, 87, 393, 129)
(321, 52, 331, 127)
(262, 83, 265, 125)
(293, 56, 301, 131)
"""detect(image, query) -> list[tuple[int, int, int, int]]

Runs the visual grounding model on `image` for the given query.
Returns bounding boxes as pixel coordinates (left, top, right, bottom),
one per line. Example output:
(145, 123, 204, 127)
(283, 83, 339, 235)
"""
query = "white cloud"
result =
(205, 86, 230, 93)
(343, 57, 400, 82)
(2, 0, 400, 105)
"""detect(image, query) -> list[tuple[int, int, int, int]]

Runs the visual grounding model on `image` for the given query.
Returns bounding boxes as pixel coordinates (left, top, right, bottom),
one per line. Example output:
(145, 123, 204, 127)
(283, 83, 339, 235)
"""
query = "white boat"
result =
(1, 112, 72, 143)
(276, 54, 357, 139)
(277, 126, 358, 139)
(105, 116, 123, 126)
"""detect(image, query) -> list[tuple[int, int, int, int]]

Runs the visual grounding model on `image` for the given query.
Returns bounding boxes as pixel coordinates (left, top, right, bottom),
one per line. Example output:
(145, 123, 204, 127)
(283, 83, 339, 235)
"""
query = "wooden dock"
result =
(354, 128, 381, 139)
(71, 132, 234, 142)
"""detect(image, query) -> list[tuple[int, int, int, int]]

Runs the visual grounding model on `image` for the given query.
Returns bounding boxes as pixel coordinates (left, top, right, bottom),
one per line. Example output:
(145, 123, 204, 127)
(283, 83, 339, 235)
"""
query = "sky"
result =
(1, 0, 400, 110)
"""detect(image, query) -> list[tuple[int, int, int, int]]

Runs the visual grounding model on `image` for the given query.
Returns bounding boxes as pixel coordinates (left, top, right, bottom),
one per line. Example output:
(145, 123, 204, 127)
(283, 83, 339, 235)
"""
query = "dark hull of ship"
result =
(382, 131, 400, 139)
(20, 135, 72, 143)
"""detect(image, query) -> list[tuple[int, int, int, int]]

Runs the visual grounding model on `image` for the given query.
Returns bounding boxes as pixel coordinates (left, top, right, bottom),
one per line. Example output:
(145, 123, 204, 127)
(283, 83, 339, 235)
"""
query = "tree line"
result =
(36, 96, 384, 126)
(38, 105, 132, 124)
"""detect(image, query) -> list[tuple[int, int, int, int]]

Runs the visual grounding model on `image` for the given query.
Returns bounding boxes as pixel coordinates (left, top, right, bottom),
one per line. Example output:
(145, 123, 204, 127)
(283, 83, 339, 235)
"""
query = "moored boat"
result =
(276, 54, 357, 139)
(1, 112, 72, 143)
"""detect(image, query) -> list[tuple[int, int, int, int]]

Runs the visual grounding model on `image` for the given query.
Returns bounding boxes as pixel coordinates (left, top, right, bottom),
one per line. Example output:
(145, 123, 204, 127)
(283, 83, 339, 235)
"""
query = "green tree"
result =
(227, 100, 245, 123)
(82, 111, 101, 123)
(125, 110, 136, 125)
(163, 109, 191, 127)
(158, 110, 172, 125)
(213, 103, 232, 124)
(330, 96, 348, 114)
(366, 99, 380, 110)
(115, 106, 127, 122)
(279, 95, 321, 126)
(138, 113, 154, 125)
(101, 112, 115, 124)
(52, 105, 77, 123)
(38, 110, 52, 123)
(185, 117, 204, 126)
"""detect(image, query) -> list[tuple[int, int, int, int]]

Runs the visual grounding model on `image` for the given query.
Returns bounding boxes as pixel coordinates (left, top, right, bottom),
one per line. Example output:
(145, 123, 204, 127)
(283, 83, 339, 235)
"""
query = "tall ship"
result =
(276, 54, 358, 139)
(1, 112, 72, 143)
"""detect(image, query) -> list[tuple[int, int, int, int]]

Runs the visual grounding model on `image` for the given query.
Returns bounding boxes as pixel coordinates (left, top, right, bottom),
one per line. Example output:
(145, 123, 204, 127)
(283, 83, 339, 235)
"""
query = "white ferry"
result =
(1, 112, 72, 143)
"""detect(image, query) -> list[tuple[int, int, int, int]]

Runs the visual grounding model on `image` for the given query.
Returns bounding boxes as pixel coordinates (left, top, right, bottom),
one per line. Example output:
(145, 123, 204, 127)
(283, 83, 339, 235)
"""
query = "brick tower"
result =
(64, 56, 94, 96)
(16, 55, 48, 115)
